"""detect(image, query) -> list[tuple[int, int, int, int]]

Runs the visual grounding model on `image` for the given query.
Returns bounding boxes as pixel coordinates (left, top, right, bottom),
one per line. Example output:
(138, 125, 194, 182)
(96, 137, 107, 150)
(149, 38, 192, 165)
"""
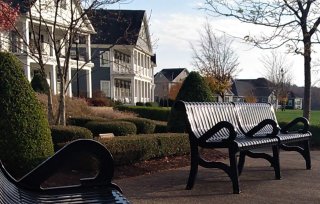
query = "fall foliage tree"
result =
(0, 0, 19, 31)
(168, 82, 182, 100)
(191, 22, 239, 100)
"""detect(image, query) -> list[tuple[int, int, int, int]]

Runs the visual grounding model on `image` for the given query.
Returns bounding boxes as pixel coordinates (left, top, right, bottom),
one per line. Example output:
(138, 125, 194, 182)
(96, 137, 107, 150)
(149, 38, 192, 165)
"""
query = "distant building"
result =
(286, 91, 303, 109)
(154, 68, 189, 103)
(231, 78, 277, 104)
(88, 9, 156, 104)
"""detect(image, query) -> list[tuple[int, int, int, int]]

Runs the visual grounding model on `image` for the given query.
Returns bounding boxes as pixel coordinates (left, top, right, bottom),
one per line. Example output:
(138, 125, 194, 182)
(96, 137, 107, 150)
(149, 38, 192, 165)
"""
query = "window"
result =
(100, 51, 110, 67)
(100, 80, 110, 97)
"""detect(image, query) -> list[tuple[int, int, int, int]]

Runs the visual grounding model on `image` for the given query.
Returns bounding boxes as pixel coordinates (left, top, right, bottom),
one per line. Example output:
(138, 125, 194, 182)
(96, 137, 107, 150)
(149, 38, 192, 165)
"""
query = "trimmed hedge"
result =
(31, 72, 49, 94)
(67, 116, 108, 127)
(115, 106, 170, 121)
(98, 133, 189, 166)
(51, 125, 93, 150)
(145, 102, 159, 107)
(278, 122, 320, 147)
(0, 52, 54, 177)
(154, 121, 168, 133)
(85, 121, 137, 136)
(120, 118, 156, 134)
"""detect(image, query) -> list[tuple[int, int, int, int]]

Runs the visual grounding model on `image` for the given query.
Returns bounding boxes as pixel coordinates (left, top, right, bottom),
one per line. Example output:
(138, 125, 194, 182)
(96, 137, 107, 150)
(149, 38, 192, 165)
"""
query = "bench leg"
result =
(272, 145, 281, 180)
(304, 140, 311, 170)
(229, 148, 240, 194)
(186, 144, 199, 190)
(238, 152, 246, 176)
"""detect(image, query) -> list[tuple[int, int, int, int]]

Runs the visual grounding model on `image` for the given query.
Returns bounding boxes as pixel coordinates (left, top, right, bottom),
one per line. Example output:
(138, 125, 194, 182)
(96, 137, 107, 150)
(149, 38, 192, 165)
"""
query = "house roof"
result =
(88, 9, 145, 45)
(232, 78, 273, 97)
(158, 68, 188, 82)
(11, 0, 35, 13)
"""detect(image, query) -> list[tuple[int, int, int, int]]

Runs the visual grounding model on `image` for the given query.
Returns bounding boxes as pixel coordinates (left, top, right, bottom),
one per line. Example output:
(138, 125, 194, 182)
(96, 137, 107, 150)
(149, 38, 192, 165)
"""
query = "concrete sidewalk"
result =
(115, 151, 320, 204)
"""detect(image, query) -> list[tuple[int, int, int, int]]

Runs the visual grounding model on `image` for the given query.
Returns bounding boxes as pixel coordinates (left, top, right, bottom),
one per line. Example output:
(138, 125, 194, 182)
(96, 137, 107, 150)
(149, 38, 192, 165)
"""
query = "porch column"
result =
(111, 77, 115, 100)
(23, 19, 29, 54)
(24, 60, 31, 82)
(87, 69, 92, 98)
(67, 67, 72, 97)
(152, 84, 155, 102)
(131, 77, 135, 104)
(50, 65, 57, 94)
(86, 35, 91, 62)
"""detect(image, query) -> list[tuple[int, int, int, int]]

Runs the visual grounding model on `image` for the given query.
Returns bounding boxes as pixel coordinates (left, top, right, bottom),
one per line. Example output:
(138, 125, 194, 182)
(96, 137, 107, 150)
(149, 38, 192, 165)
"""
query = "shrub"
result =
(50, 125, 93, 150)
(121, 118, 156, 134)
(115, 105, 170, 121)
(37, 93, 93, 120)
(85, 121, 137, 136)
(67, 116, 108, 127)
(0, 52, 54, 177)
(167, 71, 214, 132)
(87, 97, 115, 107)
(98, 133, 189, 166)
(152, 120, 168, 133)
(145, 102, 159, 107)
(31, 72, 49, 94)
(136, 102, 145, 106)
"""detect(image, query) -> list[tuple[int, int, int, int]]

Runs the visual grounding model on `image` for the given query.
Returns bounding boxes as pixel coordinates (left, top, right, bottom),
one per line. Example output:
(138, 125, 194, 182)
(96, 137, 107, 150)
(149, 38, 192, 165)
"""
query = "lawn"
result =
(276, 109, 320, 125)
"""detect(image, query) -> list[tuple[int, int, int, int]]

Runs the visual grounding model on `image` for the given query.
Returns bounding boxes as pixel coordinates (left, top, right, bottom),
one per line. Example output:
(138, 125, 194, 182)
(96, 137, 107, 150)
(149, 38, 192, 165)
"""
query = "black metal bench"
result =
(176, 101, 281, 194)
(234, 102, 312, 172)
(0, 139, 130, 203)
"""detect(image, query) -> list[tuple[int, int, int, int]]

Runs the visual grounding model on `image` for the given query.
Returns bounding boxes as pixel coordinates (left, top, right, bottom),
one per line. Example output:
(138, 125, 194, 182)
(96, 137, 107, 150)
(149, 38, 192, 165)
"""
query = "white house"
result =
(0, 0, 95, 97)
(88, 9, 156, 104)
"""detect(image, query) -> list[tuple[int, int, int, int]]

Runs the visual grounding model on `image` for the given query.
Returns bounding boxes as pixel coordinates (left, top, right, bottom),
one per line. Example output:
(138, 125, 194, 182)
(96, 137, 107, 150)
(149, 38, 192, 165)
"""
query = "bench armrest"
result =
(246, 119, 279, 138)
(199, 121, 237, 143)
(18, 139, 120, 192)
(280, 117, 309, 134)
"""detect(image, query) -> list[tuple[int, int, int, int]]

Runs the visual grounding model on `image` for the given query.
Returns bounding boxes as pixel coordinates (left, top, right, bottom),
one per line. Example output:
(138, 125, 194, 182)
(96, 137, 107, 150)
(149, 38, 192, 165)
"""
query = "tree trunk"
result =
(47, 89, 54, 125)
(303, 39, 312, 120)
(55, 75, 66, 126)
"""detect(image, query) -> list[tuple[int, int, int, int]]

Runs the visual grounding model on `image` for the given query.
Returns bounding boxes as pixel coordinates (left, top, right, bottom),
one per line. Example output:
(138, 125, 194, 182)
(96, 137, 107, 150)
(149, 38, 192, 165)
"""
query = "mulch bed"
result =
(43, 149, 227, 187)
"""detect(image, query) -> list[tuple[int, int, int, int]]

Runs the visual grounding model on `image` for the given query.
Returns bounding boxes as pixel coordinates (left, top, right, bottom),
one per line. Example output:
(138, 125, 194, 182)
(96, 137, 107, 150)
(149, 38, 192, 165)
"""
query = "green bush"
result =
(136, 102, 145, 106)
(67, 116, 108, 127)
(85, 121, 137, 136)
(50, 125, 93, 150)
(167, 71, 214, 132)
(145, 102, 159, 107)
(31, 72, 49, 94)
(278, 122, 320, 147)
(99, 133, 189, 166)
(120, 118, 156, 134)
(154, 123, 168, 133)
(0, 52, 54, 177)
(115, 105, 170, 121)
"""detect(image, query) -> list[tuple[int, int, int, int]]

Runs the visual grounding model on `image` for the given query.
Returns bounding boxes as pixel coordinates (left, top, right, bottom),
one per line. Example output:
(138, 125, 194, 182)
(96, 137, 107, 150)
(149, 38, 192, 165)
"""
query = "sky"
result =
(107, 0, 309, 87)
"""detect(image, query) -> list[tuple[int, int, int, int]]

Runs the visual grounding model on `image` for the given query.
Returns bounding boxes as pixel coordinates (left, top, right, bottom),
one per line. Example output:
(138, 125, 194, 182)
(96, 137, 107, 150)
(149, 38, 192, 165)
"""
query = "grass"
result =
(276, 109, 320, 125)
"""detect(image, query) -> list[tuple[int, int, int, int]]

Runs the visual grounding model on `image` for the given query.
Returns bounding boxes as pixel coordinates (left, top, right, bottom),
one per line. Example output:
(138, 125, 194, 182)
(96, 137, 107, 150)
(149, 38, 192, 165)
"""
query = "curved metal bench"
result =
(176, 101, 280, 194)
(234, 102, 312, 171)
(0, 139, 130, 203)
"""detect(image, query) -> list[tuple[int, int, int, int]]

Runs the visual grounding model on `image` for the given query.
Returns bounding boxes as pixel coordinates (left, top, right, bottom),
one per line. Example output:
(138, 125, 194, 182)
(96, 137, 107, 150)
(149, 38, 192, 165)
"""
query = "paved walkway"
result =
(115, 150, 320, 204)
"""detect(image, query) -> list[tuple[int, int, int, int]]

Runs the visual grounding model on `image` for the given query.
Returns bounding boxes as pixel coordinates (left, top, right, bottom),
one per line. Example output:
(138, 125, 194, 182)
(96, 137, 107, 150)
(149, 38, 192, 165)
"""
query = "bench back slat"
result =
(181, 102, 240, 140)
(234, 102, 279, 135)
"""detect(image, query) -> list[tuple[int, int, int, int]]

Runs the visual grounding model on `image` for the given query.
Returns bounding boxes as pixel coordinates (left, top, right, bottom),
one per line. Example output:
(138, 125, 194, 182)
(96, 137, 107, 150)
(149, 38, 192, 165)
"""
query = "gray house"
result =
(154, 68, 189, 103)
(88, 9, 156, 104)
(231, 78, 277, 104)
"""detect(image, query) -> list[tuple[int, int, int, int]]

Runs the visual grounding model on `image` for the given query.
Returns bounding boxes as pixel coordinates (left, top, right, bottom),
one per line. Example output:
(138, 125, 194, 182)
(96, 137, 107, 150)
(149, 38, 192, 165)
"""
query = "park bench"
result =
(0, 139, 130, 203)
(176, 101, 281, 194)
(234, 102, 311, 173)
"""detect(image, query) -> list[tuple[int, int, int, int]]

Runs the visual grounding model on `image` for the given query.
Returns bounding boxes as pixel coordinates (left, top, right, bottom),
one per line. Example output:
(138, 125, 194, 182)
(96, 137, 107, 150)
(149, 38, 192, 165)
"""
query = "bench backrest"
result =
(178, 101, 241, 140)
(234, 102, 280, 135)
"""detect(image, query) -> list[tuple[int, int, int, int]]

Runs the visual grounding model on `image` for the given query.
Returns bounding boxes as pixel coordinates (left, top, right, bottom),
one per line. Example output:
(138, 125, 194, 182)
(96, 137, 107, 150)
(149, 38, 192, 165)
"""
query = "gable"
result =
(89, 9, 145, 45)
(136, 17, 152, 53)
(14, 0, 94, 33)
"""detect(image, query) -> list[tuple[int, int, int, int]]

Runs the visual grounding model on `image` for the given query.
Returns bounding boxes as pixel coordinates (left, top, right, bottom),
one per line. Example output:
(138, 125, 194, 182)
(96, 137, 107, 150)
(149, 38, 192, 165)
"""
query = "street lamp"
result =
(74, 35, 80, 98)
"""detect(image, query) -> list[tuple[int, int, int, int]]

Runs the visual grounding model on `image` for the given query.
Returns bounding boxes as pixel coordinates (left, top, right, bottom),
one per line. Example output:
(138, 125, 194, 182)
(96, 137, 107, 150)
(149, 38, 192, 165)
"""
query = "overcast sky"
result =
(107, 0, 311, 87)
